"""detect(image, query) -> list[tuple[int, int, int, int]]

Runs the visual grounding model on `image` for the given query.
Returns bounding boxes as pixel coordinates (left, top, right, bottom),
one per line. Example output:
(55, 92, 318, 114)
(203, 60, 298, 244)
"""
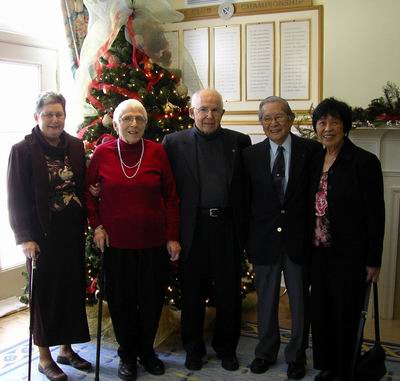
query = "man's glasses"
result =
(193, 107, 223, 116)
(40, 112, 65, 120)
(262, 113, 288, 126)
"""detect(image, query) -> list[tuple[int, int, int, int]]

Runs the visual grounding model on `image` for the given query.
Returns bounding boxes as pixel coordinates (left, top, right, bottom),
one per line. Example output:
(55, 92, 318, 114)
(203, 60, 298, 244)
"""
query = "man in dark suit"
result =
(243, 96, 321, 380)
(163, 88, 251, 372)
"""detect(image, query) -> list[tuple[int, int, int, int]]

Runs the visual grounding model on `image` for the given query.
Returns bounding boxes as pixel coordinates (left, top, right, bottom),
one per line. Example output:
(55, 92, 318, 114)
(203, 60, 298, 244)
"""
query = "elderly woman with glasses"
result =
(85, 99, 180, 381)
(309, 98, 385, 381)
(7, 91, 91, 381)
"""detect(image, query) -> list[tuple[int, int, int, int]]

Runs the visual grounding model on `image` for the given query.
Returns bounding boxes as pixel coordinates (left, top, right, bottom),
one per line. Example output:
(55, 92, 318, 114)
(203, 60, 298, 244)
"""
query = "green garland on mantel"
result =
(294, 81, 400, 139)
(352, 81, 400, 128)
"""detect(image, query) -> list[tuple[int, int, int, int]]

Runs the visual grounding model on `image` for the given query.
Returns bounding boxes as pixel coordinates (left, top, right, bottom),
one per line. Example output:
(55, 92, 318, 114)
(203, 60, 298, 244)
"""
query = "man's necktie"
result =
(272, 145, 285, 204)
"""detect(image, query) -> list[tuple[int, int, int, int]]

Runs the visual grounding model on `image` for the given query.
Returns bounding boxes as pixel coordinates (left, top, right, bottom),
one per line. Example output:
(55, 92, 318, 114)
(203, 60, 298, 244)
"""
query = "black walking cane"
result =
(28, 257, 37, 381)
(95, 248, 105, 381)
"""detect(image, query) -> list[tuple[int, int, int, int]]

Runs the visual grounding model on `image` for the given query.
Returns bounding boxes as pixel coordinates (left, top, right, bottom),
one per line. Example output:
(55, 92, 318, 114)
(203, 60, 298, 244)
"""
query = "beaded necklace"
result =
(117, 138, 144, 179)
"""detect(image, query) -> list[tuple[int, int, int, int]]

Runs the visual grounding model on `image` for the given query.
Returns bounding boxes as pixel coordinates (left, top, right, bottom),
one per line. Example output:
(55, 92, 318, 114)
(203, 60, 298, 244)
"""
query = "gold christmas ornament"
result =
(175, 81, 188, 97)
(164, 102, 175, 114)
(144, 61, 154, 71)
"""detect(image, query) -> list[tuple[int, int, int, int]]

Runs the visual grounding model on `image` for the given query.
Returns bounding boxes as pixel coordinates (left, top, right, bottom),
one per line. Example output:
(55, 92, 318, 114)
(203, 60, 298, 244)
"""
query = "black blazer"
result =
(243, 133, 321, 265)
(7, 128, 86, 244)
(309, 137, 385, 267)
(163, 127, 251, 259)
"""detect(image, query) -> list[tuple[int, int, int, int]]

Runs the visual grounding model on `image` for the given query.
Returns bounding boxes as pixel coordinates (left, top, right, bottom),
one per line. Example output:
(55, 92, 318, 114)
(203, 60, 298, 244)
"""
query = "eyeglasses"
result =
(119, 115, 146, 124)
(262, 113, 288, 126)
(40, 112, 65, 120)
(193, 107, 223, 116)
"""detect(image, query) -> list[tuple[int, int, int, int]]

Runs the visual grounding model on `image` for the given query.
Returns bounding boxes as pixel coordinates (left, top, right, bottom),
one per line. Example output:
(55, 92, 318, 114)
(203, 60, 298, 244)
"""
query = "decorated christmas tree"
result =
(77, 26, 192, 155)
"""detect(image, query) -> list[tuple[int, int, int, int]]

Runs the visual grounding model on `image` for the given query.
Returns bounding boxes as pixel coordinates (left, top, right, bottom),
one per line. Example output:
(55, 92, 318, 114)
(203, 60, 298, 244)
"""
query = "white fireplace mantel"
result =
(350, 127, 400, 319)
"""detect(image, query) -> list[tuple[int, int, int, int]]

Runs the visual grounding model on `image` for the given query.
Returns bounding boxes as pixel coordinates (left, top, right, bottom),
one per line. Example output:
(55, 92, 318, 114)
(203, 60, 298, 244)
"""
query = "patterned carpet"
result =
(0, 323, 399, 381)
(243, 321, 400, 364)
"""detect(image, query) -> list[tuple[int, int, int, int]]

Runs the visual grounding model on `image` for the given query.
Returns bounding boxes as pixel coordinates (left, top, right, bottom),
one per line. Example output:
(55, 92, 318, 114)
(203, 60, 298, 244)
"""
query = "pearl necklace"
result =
(117, 138, 144, 179)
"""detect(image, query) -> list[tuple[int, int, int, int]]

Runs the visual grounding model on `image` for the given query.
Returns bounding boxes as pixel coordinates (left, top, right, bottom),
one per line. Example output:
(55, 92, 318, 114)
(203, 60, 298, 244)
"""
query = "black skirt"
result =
(28, 202, 90, 347)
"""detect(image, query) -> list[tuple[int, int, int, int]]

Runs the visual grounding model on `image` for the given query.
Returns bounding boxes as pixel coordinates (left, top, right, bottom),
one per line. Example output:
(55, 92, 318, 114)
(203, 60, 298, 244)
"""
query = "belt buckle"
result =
(209, 208, 219, 218)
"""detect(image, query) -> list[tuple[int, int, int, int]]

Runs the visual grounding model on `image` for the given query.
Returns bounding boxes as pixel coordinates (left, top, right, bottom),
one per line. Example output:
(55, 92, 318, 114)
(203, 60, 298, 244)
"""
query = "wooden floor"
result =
(0, 308, 30, 351)
(1, 291, 399, 352)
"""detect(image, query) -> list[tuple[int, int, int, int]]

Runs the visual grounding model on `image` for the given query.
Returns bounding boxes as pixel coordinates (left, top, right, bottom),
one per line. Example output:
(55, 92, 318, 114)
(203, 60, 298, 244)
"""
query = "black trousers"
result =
(180, 214, 242, 358)
(104, 246, 169, 362)
(311, 247, 366, 381)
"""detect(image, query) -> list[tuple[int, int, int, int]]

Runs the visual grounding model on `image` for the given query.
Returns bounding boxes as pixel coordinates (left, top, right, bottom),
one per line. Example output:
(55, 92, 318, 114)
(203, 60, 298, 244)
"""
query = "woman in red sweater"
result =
(85, 99, 180, 381)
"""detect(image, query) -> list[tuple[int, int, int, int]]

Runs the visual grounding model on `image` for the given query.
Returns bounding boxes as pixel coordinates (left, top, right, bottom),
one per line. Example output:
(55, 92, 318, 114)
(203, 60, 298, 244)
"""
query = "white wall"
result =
(171, 0, 400, 108)
(0, 268, 25, 301)
(319, 0, 400, 107)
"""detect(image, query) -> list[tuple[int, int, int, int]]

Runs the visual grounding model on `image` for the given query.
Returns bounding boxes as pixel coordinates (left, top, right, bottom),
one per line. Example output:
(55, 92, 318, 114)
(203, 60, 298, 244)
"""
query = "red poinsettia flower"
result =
(376, 113, 400, 121)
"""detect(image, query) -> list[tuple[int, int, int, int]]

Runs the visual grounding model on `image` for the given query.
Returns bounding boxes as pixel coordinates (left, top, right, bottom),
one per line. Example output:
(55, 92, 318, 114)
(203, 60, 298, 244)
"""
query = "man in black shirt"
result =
(163, 88, 251, 372)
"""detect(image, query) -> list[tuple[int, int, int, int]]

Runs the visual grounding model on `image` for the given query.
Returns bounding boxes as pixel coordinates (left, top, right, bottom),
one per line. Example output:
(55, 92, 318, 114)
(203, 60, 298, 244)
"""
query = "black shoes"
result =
(185, 353, 239, 371)
(118, 355, 165, 380)
(139, 355, 165, 375)
(250, 358, 305, 378)
(185, 355, 203, 371)
(250, 358, 275, 374)
(218, 354, 239, 371)
(287, 362, 306, 379)
(314, 370, 333, 381)
(118, 360, 137, 381)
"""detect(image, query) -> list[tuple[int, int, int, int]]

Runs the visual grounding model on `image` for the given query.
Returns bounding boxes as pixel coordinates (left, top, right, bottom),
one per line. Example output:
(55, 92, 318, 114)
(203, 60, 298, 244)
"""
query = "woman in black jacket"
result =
(7, 91, 91, 381)
(309, 98, 385, 381)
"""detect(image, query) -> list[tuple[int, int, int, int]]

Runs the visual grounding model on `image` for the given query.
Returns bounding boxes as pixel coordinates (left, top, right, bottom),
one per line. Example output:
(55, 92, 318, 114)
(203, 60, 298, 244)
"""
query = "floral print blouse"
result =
(313, 171, 332, 247)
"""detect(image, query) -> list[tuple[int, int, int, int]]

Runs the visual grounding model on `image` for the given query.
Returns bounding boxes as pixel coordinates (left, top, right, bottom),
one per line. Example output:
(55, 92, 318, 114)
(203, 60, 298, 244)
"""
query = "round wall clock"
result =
(218, 2, 235, 20)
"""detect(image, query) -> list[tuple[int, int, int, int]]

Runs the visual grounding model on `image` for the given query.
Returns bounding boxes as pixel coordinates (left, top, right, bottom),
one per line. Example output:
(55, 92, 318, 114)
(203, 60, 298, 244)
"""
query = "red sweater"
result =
(85, 138, 179, 249)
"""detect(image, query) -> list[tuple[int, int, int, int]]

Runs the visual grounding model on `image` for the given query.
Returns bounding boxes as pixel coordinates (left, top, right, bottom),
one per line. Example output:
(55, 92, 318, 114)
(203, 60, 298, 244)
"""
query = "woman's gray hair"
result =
(258, 96, 295, 121)
(113, 99, 148, 123)
(35, 91, 66, 114)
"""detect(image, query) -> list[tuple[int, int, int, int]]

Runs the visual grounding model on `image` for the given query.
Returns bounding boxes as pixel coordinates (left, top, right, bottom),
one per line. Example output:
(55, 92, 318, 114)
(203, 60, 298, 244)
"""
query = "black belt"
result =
(199, 208, 232, 218)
